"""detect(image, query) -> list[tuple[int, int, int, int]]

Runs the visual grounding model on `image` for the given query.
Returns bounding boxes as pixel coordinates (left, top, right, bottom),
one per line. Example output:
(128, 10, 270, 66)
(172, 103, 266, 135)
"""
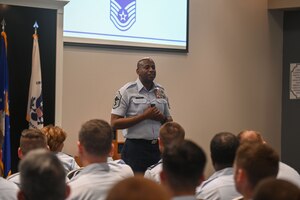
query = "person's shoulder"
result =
(147, 159, 163, 171)
(119, 81, 137, 92)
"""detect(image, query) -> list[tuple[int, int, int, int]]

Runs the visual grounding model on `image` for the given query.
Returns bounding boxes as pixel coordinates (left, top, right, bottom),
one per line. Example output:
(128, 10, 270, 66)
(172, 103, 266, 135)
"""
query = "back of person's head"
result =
(161, 139, 206, 192)
(234, 143, 279, 192)
(253, 178, 300, 200)
(159, 122, 185, 150)
(41, 125, 66, 152)
(210, 132, 239, 168)
(79, 119, 113, 157)
(106, 176, 171, 200)
(237, 130, 265, 144)
(19, 129, 47, 156)
(18, 149, 69, 200)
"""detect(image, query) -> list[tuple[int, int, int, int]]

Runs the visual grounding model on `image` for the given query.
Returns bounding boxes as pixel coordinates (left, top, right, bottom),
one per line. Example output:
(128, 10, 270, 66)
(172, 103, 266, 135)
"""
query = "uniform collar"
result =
(136, 78, 157, 92)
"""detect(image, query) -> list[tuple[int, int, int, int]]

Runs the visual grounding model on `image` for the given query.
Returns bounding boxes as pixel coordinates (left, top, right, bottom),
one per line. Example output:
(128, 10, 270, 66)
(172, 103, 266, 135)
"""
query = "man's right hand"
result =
(143, 106, 165, 122)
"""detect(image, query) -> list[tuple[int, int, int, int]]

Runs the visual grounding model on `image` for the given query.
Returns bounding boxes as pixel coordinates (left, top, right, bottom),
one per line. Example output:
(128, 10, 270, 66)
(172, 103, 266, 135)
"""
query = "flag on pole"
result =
(0, 30, 12, 177)
(26, 32, 44, 129)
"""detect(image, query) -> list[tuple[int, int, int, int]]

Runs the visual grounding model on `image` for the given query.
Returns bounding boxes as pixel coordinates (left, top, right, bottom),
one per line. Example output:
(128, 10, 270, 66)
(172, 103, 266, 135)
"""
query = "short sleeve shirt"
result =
(111, 79, 171, 140)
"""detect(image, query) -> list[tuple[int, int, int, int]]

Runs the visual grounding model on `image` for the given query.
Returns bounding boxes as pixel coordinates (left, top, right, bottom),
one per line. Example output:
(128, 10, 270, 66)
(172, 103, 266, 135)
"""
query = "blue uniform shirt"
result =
(111, 79, 171, 140)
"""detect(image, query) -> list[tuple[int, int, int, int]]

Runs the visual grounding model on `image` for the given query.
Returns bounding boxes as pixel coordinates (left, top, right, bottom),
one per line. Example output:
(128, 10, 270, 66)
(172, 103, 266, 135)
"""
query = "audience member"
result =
(68, 119, 134, 200)
(160, 139, 206, 199)
(253, 178, 300, 200)
(233, 142, 279, 200)
(7, 128, 48, 186)
(196, 132, 241, 200)
(17, 149, 70, 200)
(0, 130, 18, 200)
(144, 122, 185, 183)
(41, 125, 80, 173)
(106, 176, 171, 200)
(238, 130, 300, 187)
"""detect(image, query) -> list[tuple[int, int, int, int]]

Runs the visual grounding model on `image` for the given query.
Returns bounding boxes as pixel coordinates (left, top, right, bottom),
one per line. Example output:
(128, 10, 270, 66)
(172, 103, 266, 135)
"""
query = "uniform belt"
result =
(126, 138, 158, 144)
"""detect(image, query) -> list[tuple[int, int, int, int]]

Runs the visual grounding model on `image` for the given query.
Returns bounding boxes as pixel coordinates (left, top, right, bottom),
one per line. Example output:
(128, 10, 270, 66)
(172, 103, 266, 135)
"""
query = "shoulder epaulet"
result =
(147, 160, 162, 170)
(67, 167, 83, 180)
(119, 81, 137, 92)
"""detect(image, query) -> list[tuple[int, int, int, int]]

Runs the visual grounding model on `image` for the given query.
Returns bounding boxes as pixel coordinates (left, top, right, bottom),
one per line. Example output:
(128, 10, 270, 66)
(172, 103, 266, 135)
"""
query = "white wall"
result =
(61, 0, 283, 176)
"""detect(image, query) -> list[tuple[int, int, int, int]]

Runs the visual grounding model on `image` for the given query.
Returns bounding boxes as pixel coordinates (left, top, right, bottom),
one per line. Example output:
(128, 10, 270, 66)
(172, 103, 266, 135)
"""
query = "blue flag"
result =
(0, 31, 11, 177)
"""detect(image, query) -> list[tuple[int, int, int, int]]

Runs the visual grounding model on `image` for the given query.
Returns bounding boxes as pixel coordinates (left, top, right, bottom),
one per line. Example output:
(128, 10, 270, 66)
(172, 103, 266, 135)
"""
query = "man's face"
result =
(137, 59, 156, 83)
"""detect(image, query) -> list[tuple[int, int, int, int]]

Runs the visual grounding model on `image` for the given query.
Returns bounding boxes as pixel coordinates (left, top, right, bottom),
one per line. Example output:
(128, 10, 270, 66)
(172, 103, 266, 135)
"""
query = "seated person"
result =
(196, 132, 241, 200)
(7, 129, 48, 187)
(41, 125, 80, 173)
(17, 149, 70, 200)
(253, 178, 300, 200)
(144, 122, 185, 183)
(106, 176, 171, 200)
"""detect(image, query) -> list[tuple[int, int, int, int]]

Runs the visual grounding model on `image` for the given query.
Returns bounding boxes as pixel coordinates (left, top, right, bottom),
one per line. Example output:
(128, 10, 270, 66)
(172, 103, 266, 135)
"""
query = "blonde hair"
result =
(41, 125, 66, 152)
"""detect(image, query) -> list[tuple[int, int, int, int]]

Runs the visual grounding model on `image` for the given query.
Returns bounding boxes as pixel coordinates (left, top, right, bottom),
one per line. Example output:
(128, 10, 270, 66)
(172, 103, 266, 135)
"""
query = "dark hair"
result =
(235, 143, 279, 188)
(79, 119, 113, 156)
(19, 149, 67, 200)
(253, 178, 300, 200)
(20, 129, 48, 156)
(159, 122, 185, 147)
(162, 139, 206, 190)
(210, 132, 239, 166)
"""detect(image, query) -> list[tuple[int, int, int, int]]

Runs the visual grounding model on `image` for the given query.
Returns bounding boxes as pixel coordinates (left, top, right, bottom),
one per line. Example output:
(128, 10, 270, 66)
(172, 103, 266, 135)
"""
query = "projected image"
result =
(63, 0, 188, 51)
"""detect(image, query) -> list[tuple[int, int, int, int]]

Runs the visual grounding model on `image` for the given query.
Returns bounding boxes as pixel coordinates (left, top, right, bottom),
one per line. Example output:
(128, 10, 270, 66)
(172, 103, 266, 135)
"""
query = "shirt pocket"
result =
(155, 99, 167, 112)
(130, 98, 148, 115)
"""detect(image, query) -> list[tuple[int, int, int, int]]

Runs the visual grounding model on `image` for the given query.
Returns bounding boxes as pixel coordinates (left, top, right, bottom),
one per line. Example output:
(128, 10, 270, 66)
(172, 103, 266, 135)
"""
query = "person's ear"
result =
(65, 185, 71, 199)
(18, 147, 23, 159)
(77, 141, 83, 154)
(17, 191, 26, 200)
(160, 170, 166, 183)
(198, 174, 205, 186)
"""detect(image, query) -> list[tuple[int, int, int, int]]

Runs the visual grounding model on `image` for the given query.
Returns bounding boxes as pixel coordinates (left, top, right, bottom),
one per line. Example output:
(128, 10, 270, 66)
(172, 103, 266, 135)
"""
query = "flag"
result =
(0, 31, 11, 177)
(26, 33, 43, 129)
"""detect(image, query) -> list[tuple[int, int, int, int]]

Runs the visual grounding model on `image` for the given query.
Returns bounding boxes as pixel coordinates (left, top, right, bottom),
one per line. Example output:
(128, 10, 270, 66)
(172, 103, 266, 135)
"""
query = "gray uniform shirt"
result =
(111, 78, 171, 140)
(0, 177, 18, 200)
(196, 167, 241, 200)
(6, 172, 20, 188)
(68, 162, 133, 200)
(56, 152, 80, 174)
(144, 159, 162, 183)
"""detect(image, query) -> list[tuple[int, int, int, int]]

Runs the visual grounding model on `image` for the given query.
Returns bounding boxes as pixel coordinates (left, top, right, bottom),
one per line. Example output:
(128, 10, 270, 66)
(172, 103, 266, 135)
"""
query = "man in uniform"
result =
(111, 57, 172, 173)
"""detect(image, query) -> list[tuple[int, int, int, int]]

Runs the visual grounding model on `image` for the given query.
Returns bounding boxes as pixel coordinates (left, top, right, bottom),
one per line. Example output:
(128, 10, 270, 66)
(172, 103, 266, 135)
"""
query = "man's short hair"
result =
(106, 176, 171, 200)
(20, 129, 48, 156)
(235, 143, 279, 188)
(159, 122, 185, 147)
(253, 178, 300, 200)
(41, 125, 66, 151)
(19, 149, 67, 200)
(79, 119, 113, 156)
(162, 139, 206, 190)
(210, 132, 239, 166)
(137, 57, 154, 69)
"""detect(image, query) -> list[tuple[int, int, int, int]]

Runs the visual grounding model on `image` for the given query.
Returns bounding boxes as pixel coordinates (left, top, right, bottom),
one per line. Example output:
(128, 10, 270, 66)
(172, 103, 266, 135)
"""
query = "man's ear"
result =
(18, 147, 23, 159)
(65, 185, 71, 199)
(77, 141, 83, 154)
(17, 191, 26, 200)
(198, 174, 205, 186)
(160, 170, 166, 183)
(109, 143, 114, 157)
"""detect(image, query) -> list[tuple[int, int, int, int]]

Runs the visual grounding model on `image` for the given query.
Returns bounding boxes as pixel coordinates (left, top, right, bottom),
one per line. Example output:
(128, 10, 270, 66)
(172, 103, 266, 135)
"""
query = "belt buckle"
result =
(151, 139, 157, 144)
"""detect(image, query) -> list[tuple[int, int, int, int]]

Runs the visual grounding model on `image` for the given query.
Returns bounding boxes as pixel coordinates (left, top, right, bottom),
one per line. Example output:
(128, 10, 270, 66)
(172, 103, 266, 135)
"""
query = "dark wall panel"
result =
(282, 11, 300, 173)
(0, 4, 56, 172)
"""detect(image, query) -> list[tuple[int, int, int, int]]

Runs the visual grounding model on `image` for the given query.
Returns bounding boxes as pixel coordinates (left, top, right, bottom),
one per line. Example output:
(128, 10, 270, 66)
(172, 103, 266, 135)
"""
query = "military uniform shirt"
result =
(196, 167, 241, 200)
(111, 79, 171, 140)
(6, 172, 20, 187)
(144, 159, 162, 183)
(0, 177, 18, 200)
(277, 161, 300, 187)
(68, 162, 132, 200)
(56, 152, 80, 174)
